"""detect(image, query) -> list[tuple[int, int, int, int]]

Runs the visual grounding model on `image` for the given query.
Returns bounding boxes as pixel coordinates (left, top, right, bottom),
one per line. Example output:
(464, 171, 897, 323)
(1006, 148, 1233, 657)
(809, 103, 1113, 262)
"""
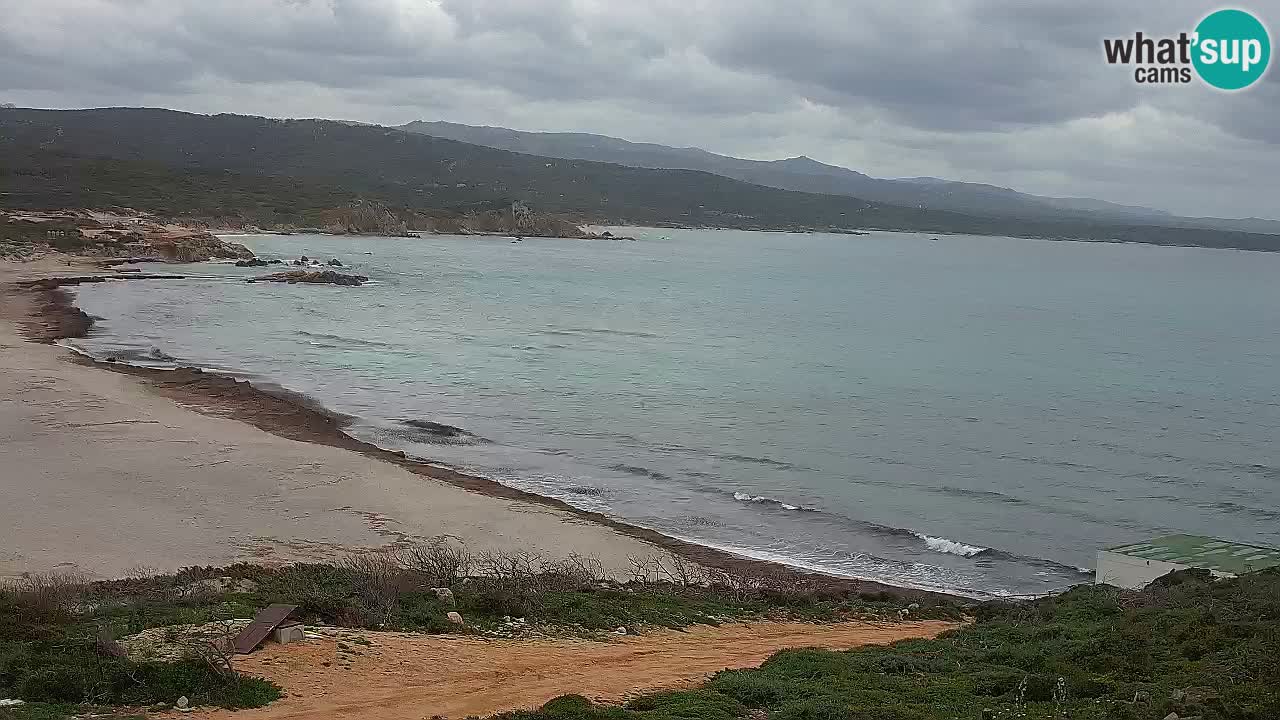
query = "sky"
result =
(1, 0, 1277, 219)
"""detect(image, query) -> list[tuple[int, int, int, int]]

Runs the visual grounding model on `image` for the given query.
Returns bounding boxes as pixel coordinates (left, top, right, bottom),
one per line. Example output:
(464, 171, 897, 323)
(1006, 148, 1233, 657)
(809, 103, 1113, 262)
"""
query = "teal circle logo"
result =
(1192, 9, 1271, 90)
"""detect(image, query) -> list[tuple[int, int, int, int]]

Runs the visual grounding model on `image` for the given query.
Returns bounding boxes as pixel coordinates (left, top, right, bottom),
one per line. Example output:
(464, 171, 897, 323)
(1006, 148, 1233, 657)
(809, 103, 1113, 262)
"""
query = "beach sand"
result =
(0, 256, 953, 603)
(0, 257, 670, 579)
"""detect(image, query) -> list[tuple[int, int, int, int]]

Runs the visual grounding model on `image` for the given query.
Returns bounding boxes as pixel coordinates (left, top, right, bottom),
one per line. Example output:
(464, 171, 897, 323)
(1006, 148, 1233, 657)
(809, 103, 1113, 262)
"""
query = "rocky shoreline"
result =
(1, 209, 254, 262)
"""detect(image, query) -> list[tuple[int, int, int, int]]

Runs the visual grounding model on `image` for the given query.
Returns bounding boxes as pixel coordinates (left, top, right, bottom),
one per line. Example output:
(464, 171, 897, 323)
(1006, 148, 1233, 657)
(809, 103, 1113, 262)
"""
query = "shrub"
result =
(397, 538, 472, 586)
(970, 668, 1023, 697)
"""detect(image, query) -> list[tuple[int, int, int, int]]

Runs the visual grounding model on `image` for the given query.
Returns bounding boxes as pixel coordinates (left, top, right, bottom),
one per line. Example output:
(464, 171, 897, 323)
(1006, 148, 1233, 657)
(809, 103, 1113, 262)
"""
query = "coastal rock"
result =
(1, 209, 253, 262)
(400, 419, 484, 445)
(432, 587, 456, 606)
(327, 258, 343, 266)
(235, 258, 271, 267)
(319, 199, 410, 236)
(141, 228, 254, 262)
(446, 611, 464, 625)
(250, 270, 368, 286)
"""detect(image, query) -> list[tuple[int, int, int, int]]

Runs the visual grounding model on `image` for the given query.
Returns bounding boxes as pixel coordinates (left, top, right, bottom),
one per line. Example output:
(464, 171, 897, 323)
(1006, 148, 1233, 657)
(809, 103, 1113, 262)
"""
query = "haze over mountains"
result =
(401, 120, 1280, 236)
(2, 106, 1279, 251)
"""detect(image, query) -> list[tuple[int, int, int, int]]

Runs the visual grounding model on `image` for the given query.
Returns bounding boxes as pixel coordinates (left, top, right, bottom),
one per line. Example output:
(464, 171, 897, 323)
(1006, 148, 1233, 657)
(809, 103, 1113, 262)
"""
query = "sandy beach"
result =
(0, 257, 670, 579)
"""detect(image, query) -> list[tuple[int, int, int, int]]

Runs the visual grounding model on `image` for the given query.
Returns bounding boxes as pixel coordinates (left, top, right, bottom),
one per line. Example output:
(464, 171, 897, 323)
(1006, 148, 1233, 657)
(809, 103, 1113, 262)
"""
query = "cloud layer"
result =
(2, 0, 1276, 217)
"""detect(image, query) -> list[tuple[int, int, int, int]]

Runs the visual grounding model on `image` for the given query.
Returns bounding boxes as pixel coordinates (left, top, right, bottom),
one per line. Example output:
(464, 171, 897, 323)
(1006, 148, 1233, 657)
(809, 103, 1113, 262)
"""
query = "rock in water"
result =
(327, 258, 343, 266)
(250, 270, 369, 286)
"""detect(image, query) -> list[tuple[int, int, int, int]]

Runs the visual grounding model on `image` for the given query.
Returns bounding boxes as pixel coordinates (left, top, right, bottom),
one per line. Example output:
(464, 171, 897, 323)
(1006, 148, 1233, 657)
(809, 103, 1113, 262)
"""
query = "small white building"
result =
(1096, 534, 1280, 589)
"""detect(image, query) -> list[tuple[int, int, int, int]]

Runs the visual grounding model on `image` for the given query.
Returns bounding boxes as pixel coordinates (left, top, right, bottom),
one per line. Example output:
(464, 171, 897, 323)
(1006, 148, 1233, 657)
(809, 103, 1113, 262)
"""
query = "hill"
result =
(3, 107, 1280, 251)
(400, 121, 1163, 222)
(402, 120, 1280, 235)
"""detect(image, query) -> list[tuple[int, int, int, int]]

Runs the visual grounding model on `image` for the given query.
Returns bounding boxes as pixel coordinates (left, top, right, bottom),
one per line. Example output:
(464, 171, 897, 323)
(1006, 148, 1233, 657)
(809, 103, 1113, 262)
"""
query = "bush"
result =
(397, 538, 472, 586)
(970, 668, 1023, 697)
(540, 695, 595, 717)
(482, 569, 1280, 720)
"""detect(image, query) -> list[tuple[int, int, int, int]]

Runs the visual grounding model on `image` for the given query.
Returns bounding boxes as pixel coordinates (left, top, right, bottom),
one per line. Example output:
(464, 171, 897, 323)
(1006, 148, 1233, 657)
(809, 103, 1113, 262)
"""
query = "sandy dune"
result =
(197, 620, 955, 719)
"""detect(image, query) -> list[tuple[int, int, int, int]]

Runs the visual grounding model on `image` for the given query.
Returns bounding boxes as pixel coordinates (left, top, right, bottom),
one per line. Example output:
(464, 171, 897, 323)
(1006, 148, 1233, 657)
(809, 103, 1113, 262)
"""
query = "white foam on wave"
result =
(658, 531, 1002, 599)
(912, 531, 987, 558)
(733, 491, 802, 511)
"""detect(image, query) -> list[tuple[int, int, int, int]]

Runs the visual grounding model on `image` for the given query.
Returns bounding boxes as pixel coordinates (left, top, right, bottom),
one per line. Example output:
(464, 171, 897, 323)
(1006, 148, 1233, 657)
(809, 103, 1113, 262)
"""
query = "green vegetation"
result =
(0, 546, 952, 718)
(493, 569, 1280, 720)
(8, 546, 1275, 720)
(0, 573, 280, 713)
(3, 107, 1280, 251)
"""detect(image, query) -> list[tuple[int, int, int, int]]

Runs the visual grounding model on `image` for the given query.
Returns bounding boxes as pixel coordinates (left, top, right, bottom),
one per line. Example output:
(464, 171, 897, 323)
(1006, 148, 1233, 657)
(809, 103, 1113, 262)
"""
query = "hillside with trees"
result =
(3, 107, 1279, 251)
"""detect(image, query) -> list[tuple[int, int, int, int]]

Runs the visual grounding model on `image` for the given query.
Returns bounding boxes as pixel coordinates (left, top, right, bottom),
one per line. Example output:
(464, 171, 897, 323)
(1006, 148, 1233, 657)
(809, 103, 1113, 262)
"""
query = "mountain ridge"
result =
(400, 119, 1276, 233)
(3, 107, 1279, 251)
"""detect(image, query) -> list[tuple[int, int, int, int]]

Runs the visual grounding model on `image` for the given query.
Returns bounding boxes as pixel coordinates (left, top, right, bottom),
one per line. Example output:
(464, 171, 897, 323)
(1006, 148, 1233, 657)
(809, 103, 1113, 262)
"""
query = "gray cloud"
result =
(0, 0, 1277, 217)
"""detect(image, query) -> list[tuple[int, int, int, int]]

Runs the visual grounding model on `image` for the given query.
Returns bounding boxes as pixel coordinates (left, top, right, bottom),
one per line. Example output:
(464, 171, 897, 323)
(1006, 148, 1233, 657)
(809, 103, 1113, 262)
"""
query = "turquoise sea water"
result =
(66, 228, 1280, 596)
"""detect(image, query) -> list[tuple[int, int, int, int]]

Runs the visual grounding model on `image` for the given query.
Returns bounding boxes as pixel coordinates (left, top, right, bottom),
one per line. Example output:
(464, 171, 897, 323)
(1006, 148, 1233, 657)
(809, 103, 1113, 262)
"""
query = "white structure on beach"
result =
(1096, 534, 1280, 589)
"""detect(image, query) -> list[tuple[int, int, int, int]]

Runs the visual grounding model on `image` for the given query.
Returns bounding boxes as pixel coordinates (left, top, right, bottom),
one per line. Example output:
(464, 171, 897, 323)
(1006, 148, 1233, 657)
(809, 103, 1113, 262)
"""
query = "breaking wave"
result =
(911, 531, 988, 558)
(732, 491, 812, 512)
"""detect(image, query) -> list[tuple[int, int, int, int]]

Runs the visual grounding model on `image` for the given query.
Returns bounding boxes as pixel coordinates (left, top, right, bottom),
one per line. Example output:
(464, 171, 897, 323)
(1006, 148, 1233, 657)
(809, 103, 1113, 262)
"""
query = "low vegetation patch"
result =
(0, 573, 279, 717)
(0, 544, 954, 718)
(492, 569, 1280, 720)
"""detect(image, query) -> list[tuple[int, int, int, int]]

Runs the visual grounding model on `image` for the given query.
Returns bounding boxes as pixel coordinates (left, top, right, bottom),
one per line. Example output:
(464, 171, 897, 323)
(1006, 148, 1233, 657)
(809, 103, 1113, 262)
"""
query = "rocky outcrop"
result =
(412, 209, 590, 238)
(1, 209, 254, 262)
(140, 227, 254, 262)
(249, 270, 369, 286)
(319, 200, 410, 236)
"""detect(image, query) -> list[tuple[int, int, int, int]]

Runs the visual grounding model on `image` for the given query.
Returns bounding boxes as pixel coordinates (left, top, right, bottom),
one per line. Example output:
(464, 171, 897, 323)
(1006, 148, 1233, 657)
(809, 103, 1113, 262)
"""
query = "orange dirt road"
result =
(196, 620, 956, 719)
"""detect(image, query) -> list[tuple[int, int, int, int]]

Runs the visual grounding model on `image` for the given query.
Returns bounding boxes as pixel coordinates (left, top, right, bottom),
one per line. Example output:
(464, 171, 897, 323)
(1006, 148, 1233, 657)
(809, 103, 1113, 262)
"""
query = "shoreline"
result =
(8, 263, 963, 602)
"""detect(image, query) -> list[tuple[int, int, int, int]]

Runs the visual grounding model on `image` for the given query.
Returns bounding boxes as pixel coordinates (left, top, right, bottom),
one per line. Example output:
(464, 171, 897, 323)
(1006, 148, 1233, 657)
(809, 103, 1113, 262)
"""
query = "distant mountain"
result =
(2, 107, 1279, 251)
(402, 120, 1276, 232)
(400, 121, 1158, 222)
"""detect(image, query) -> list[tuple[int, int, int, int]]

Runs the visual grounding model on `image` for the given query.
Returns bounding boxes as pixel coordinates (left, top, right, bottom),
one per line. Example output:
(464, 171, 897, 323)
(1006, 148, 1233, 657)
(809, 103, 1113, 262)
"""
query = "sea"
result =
(63, 228, 1280, 598)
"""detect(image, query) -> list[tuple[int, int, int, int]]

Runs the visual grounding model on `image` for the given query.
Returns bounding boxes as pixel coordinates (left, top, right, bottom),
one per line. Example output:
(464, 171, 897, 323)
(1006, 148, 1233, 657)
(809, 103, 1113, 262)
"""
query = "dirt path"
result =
(198, 620, 955, 719)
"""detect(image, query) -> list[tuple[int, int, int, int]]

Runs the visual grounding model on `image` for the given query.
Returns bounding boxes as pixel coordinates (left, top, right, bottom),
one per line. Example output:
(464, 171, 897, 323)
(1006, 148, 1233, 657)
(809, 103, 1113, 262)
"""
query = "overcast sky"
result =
(2, 0, 1277, 218)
